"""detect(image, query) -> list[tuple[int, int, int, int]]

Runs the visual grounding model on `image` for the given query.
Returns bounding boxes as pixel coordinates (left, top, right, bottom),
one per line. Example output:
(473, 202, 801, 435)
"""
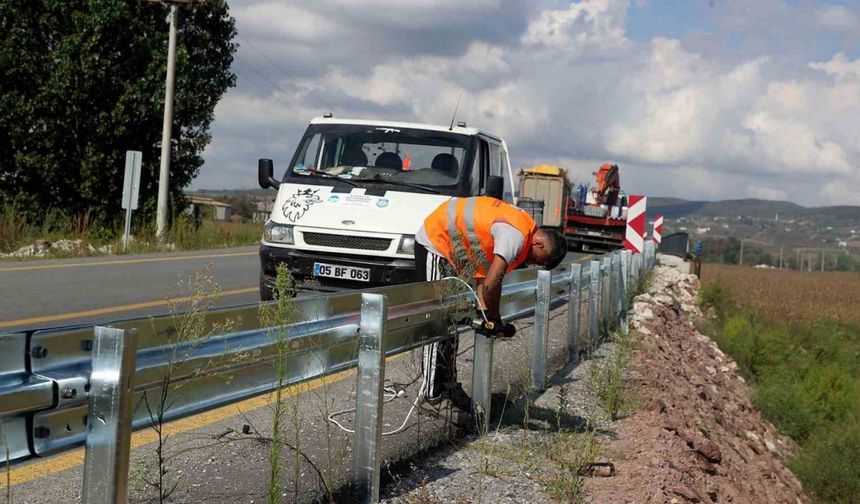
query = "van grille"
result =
(302, 232, 392, 251)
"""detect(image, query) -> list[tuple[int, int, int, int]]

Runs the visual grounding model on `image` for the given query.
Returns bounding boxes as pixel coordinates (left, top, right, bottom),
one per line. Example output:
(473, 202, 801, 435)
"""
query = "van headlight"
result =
(397, 235, 415, 255)
(264, 221, 294, 244)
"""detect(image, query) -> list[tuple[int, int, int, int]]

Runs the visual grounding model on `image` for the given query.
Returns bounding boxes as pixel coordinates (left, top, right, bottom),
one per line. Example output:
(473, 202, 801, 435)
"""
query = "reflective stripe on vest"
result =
(445, 198, 490, 272)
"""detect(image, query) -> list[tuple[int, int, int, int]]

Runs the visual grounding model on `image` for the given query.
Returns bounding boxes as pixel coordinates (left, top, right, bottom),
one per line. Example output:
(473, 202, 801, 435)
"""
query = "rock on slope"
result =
(587, 265, 808, 503)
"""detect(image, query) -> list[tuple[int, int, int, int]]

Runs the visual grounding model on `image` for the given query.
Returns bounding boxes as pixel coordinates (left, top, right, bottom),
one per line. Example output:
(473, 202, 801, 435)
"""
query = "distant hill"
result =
(649, 197, 860, 223)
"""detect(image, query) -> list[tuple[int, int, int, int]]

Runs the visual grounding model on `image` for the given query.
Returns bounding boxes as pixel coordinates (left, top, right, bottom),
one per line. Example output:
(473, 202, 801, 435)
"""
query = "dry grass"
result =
(701, 263, 860, 324)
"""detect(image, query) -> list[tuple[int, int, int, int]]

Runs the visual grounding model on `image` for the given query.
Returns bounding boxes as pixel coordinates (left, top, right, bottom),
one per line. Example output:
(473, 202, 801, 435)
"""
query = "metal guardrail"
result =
(0, 242, 657, 503)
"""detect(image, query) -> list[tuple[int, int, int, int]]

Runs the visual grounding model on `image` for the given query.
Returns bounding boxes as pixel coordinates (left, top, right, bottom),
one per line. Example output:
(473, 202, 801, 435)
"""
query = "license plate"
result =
(313, 262, 371, 282)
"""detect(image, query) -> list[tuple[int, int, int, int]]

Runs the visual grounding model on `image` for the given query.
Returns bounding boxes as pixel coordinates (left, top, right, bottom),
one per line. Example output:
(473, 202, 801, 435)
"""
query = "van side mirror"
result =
(258, 159, 280, 189)
(485, 175, 504, 200)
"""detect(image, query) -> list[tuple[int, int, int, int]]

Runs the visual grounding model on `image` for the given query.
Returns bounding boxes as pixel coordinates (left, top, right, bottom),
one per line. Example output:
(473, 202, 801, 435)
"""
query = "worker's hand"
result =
(474, 318, 517, 339)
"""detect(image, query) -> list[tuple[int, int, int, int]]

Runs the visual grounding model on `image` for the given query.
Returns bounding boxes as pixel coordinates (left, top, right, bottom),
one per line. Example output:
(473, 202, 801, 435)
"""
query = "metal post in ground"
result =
(82, 326, 138, 504)
(532, 269, 552, 391)
(611, 252, 621, 326)
(567, 263, 583, 363)
(588, 260, 600, 352)
(471, 333, 493, 431)
(352, 293, 388, 503)
(601, 256, 611, 331)
(620, 250, 630, 333)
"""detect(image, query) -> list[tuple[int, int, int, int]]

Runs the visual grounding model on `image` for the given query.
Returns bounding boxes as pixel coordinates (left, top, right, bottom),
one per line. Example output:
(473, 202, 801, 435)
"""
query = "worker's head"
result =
(529, 228, 568, 270)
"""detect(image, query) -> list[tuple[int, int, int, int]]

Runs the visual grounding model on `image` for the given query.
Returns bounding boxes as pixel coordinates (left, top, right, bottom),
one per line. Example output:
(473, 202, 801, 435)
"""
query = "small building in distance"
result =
(186, 195, 232, 221)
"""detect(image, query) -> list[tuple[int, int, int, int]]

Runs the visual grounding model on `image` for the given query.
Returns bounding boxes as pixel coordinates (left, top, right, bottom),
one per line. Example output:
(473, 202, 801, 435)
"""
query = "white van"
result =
(257, 116, 516, 299)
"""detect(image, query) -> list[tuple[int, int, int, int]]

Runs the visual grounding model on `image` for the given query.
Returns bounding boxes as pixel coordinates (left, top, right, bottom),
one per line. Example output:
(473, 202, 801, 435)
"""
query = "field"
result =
(699, 264, 860, 503)
(701, 264, 860, 324)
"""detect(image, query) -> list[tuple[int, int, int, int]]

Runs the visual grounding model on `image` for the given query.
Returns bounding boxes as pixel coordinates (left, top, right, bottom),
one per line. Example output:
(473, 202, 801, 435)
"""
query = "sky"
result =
(193, 0, 860, 207)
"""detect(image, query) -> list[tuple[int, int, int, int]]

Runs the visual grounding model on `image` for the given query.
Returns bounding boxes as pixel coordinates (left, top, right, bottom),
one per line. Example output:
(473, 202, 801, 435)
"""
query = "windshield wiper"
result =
(297, 170, 360, 187)
(364, 176, 441, 194)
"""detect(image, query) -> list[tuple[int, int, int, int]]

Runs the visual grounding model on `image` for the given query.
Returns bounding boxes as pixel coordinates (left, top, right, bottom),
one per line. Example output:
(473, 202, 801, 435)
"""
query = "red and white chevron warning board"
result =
(653, 215, 664, 244)
(624, 195, 647, 253)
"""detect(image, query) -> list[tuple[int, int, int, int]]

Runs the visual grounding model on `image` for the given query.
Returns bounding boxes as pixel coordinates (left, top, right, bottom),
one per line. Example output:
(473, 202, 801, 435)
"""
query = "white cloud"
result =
(523, 0, 630, 51)
(810, 52, 860, 81)
(817, 5, 860, 33)
(746, 185, 788, 201)
(819, 179, 860, 206)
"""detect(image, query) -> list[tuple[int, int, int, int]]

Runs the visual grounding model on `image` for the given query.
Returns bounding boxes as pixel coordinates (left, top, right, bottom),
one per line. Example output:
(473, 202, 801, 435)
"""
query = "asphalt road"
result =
(0, 247, 591, 333)
(0, 246, 262, 332)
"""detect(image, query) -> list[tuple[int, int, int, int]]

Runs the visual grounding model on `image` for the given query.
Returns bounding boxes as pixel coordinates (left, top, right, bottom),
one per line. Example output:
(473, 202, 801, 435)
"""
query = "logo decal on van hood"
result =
(282, 188, 321, 222)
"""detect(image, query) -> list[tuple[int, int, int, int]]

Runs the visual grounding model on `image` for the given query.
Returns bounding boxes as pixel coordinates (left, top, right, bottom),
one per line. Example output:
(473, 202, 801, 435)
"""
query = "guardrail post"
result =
(352, 293, 388, 504)
(82, 326, 138, 504)
(532, 269, 552, 391)
(471, 333, 493, 430)
(620, 250, 630, 333)
(611, 252, 621, 327)
(601, 256, 611, 332)
(567, 263, 582, 363)
(588, 260, 600, 352)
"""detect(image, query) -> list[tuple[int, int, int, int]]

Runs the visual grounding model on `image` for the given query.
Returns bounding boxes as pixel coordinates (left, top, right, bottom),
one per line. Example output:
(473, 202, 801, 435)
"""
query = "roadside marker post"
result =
(121, 151, 143, 251)
(624, 195, 647, 254)
(653, 215, 663, 245)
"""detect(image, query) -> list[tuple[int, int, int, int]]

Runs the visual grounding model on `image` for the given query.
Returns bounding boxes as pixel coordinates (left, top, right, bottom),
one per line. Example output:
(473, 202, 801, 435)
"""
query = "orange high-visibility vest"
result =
(423, 196, 537, 277)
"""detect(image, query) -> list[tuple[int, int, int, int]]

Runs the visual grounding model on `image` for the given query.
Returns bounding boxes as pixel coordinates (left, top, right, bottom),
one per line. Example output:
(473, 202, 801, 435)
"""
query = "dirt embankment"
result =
(587, 265, 808, 503)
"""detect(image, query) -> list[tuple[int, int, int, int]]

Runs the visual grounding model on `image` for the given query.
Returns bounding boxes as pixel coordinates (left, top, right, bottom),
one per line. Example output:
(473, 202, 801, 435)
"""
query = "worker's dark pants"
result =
(414, 242, 458, 399)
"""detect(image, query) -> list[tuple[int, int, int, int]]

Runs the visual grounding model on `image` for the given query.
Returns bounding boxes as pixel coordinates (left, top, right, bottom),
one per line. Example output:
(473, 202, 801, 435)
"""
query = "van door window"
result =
(471, 140, 490, 194)
(294, 133, 322, 172)
(500, 149, 512, 201)
(488, 142, 501, 178)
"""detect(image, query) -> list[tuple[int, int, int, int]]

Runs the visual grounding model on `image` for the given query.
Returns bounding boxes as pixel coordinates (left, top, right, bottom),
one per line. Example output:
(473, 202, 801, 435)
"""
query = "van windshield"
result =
(285, 124, 471, 191)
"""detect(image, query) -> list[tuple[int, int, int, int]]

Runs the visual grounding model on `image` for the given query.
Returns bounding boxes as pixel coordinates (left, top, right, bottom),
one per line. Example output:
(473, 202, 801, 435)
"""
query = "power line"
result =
(235, 33, 329, 111)
(233, 52, 293, 98)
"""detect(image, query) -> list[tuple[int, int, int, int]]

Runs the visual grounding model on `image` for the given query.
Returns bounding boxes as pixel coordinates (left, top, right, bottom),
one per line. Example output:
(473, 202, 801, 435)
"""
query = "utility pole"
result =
(155, 4, 178, 240)
(821, 251, 825, 272)
(739, 239, 744, 266)
(779, 247, 783, 269)
(151, 0, 205, 241)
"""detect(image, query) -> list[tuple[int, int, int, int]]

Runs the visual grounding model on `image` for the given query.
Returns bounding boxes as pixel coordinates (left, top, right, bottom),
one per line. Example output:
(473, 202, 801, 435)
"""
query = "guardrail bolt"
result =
(62, 386, 77, 399)
(31, 346, 48, 359)
(80, 340, 93, 352)
(34, 426, 50, 439)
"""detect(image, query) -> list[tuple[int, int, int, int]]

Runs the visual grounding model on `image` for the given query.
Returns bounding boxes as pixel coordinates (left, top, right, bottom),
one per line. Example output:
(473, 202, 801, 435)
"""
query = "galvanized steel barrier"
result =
(0, 243, 657, 503)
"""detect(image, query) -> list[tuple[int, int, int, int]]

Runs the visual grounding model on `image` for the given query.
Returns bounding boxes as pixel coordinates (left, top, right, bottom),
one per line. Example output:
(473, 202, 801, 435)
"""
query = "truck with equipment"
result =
(517, 163, 628, 252)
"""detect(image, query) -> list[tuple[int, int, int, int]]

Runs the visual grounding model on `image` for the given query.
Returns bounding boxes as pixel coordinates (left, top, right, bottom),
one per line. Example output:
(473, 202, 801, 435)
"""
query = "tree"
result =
(0, 0, 237, 224)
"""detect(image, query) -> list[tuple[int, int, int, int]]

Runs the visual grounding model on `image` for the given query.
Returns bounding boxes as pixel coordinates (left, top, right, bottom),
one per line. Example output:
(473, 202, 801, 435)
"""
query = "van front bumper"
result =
(259, 244, 416, 298)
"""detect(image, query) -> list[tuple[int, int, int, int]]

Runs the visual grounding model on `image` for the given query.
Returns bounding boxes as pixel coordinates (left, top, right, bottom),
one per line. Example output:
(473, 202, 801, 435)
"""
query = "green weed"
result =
(587, 331, 629, 421)
(258, 263, 301, 504)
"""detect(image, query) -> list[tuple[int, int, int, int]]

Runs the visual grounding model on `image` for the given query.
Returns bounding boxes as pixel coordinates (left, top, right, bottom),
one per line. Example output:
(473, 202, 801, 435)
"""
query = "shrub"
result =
(791, 421, 860, 503)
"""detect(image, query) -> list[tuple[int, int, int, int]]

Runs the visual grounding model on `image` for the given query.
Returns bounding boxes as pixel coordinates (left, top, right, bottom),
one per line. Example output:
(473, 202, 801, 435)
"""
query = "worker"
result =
(414, 196, 568, 411)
